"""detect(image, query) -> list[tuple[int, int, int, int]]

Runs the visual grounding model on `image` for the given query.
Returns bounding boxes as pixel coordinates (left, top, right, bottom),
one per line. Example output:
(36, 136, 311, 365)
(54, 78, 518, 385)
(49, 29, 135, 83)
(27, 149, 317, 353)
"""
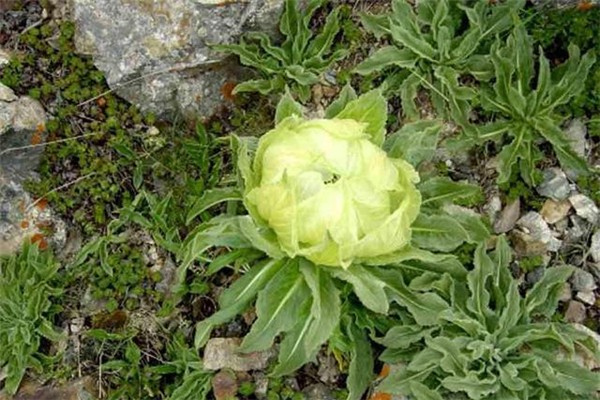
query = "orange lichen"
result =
(31, 123, 45, 145)
(221, 81, 237, 101)
(20, 220, 30, 229)
(30, 233, 48, 250)
(35, 198, 48, 211)
(578, 0, 596, 10)
(369, 392, 392, 400)
(378, 363, 391, 378)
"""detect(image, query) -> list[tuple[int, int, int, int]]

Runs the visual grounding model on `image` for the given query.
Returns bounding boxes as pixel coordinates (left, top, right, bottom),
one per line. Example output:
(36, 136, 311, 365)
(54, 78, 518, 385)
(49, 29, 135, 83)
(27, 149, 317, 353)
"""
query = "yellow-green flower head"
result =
(245, 116, 421, 268)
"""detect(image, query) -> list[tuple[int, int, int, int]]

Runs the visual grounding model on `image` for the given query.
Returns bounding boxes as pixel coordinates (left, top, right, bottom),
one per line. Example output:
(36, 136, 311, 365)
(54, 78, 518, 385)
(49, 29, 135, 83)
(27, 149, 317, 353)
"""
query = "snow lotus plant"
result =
(181, 88, 489, 398)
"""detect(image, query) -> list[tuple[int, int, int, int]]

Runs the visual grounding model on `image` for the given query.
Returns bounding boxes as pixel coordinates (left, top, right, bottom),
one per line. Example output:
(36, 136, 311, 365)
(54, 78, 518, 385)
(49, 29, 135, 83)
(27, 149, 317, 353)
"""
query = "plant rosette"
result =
(181, 88, 489, 398)
(377, 236, 600, 400)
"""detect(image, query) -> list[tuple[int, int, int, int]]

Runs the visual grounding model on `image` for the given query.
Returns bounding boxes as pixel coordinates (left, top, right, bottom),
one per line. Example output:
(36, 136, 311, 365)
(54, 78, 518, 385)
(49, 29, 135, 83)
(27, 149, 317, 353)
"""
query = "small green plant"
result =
(180, 88, 490, 399)
(0, 244, 63, 395)
(214, 0, 348, 102)
(377, 237, 600, 400)
(355, 0, 523, 123)
(467, 23, 596, 186)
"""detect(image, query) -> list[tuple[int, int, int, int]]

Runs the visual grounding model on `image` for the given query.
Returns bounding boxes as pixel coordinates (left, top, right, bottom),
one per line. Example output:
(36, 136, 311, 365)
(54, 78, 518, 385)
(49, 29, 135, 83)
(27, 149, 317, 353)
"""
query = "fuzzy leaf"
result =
(354, 46, 418, 75)
(524, 265, 574, 317)
(328, 265, 388, 314)
(275, 89, 304, 124)
(419, 177, 482, 207)
(186, 188, 242, 225)
(335, 89, 387, 146)
(324, 84, 357, 119)
(240, 261, 309, 352)
(347, 320, 374, 400)
(385, 120, 442, 167)
(411, 214, 469, 252)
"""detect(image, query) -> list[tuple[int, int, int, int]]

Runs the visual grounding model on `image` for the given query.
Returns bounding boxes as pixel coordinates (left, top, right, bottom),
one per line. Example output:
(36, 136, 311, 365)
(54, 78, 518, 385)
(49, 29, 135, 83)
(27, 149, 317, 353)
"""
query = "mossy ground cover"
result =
(1, 1, 600, 399)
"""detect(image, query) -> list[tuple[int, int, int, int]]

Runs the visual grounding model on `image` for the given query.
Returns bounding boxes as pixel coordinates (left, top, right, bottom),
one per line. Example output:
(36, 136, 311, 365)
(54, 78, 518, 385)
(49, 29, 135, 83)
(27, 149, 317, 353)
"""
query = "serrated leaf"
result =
(442, 371, 500, 399)
(496, 126, 530, 184)
(373, 268, 448, 326)
(347, 322, 373, 400)
(240, 261, 308, 352)
(426, 336, 469, 375)
(399, 72, 421, 120)
(524, 265, 574, 317)
(377, 325, 435, 349)
(186, 188, 242, 225)
(285, 65, 319, 86)
(385, 120, 441, 167)
(441, 205, 490, 244)
(467, 244, 494, 325)
(305, 7, 341, 59)
(324, 84, 357, 119)
(411, 214, 469, 252)
(410, 381, 444, 400)
(233, 78, 282, 95)
(275, 88, 304, 124)
(335, 89, 387, 146)
(535, 117, 589, 177)
(419, 177, 482, 207)
(390, 24, 437, 62)
(379, 363, 436, 394)
(354, 46, 418, 75)
(359, 12, 390, 39)
(328, 264, 388, 314)
(272, 262, 341, 376)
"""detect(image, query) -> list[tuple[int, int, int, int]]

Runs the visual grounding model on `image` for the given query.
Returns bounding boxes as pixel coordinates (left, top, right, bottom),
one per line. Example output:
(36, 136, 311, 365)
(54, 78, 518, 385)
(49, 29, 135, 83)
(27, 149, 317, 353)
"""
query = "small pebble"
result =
(564, 300, 587, 323)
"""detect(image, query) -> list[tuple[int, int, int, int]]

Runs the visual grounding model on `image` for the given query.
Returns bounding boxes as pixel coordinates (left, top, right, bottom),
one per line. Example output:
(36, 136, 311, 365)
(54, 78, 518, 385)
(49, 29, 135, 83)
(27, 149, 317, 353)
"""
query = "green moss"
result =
(519, 255, 544, 273)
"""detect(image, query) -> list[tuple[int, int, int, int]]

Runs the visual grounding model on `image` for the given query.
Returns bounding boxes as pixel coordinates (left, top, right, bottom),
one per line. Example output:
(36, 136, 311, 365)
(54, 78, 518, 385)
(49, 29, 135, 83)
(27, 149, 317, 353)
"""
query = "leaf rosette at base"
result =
(181, 88, 491, 399)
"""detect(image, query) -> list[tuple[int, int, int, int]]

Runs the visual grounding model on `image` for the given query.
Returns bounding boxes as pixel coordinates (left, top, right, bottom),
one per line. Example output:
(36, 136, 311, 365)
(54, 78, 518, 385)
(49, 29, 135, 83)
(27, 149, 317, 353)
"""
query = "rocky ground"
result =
(1, 0, 600, 399)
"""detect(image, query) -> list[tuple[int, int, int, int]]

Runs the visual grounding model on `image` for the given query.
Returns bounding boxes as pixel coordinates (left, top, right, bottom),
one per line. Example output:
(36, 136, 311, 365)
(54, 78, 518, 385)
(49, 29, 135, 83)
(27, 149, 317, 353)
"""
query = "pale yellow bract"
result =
(244, 116, 421, 268)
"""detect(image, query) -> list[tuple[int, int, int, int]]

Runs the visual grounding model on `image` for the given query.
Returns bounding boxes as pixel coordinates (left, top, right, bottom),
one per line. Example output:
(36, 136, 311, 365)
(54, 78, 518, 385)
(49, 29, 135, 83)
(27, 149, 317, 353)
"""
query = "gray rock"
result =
(569, 194, 599, 224)
(516, 211, 562, 252)
(203, 338, 273, 371)
(571, 269, 597, 292)
(494, 198, 520, 234)
(559, 282, 572, 302)
(575, 291, 596, 306)
(564, 118, 587, 158)
(484, 194, 502, 223)
(591, 230, 600, 263)
(526, 267, 545, 286)
(564, 300, 587, 323)
(540, 199, 572, 224)
(211, 370, 238, 400)
(572, 324, 600, 370)
(536, 168, 571, 200)
(0, 48, 9, 67)
(0, 83, 17, 102)
(566, 215, 589, 242)
(530, 0, 582, 7)
(303, 384, 335, 400)
(0, 96, 47, 182)
(72, 0, 286, 120)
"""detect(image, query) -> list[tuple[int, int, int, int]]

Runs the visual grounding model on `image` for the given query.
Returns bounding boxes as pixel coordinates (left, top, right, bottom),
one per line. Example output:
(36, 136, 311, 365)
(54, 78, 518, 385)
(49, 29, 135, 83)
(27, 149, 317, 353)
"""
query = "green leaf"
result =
(399, 72, 421, 120)
(275, 88, 304, 124)
(379, 363, 436, 394)
(535, 117, 589, 177)
(425, 336, 469, 375)
(240, 260, 309, 352)
(419, 177, 482, 207)
(385, 120, 441, 167)
(524, 265, 574, 317)
(441, 205, 490, 244)
(389, 23, 437, 62)
(359, 12, 390, 39)
(411, 214, 469, 252)
(234, 78, 283, 95)
(335, 89, 387, 146)
(324, 84, 357, 119)
(186, 188, 242, 225)
(410, 381, 443, 400)
(496, 126, 530, 184)
(347, 321, 374, 400)
(376, 325, 435, 349)
(328, 264, 388, 314)
(545, 359, 600, 395)
(442, 371, 500, 399)
(466, 244, 494, 324)
(272, 261, 341, 376)
(305, 7, 341, 59)
(353, 46, 418, 75)
(285, 65, 319, 86)
(374, 268, 448, 326)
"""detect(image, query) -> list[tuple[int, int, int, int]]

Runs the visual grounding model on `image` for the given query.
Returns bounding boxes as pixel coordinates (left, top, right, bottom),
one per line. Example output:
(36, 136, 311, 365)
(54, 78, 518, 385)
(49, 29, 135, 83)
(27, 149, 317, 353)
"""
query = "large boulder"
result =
(71, 0, 287, 120)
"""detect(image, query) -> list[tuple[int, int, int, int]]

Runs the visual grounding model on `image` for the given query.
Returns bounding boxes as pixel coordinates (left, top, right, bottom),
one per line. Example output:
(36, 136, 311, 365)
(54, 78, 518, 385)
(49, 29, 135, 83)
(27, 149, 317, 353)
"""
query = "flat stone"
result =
(203, 338, 273, 372)
(566, 215, 589, 242)
(0, 83, 17, 102)
(569, 194, 599, 224)
(564, 118, 587, 158)
(0, 48, 10, 67)
(536, 168, 571, 200)
(559, 283, 572, 302)
(516, 211, 562, 253)
(571, 269, 597, 292)
(212, 370, 238, 400)
(483, 194, 502, 223)
(72, 0, 287, 120)
(564, 300, 587, 323)
(575, 291, 596, 305)
(540, 199, 572, 224)
(0, 377, 96, 400)
(303, 384, 335, 400)
(591, 230, 600, 263)
(494, 198, 520, 234)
